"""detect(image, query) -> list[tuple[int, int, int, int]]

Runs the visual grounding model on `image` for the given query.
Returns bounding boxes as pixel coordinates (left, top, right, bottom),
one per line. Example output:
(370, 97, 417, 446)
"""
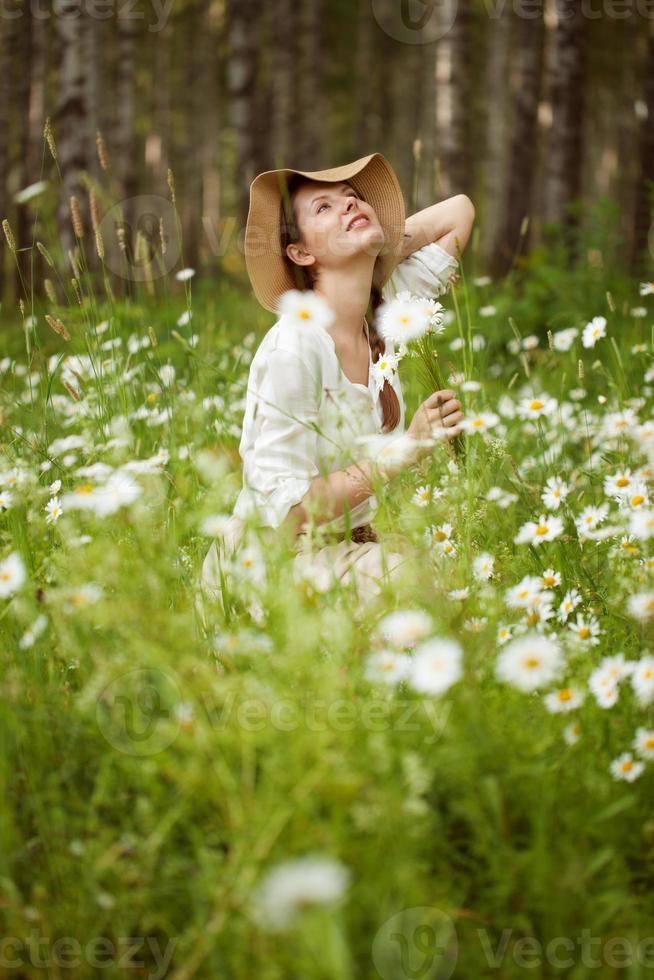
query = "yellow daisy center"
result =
(530, 400, 544, 410)
(298, 309, 312, 321)
(578, 627, 590, 639)
(524, 657, 540, 669)
(621, 760, 633, 772)
(616, 477, 630, 487)
(75, 484, 94, 495)
(535, 524, 549, 536)
(558, 688, 572, 701)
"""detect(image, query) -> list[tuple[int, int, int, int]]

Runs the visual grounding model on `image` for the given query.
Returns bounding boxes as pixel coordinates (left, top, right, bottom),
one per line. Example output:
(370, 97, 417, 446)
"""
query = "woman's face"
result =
(285, 180, 385, 277)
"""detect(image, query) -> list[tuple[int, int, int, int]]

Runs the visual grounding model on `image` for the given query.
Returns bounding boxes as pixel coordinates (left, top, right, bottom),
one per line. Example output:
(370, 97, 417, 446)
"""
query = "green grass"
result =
(1, 211, 654, 978)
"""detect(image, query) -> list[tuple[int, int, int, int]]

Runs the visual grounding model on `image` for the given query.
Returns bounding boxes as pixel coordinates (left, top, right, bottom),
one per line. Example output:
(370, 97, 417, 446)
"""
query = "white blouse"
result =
(230, 241, 459, 534)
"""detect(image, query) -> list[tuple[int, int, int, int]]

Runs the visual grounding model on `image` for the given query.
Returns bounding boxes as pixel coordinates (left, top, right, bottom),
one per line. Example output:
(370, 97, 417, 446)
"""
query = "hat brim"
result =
(243, 153, 406, 314)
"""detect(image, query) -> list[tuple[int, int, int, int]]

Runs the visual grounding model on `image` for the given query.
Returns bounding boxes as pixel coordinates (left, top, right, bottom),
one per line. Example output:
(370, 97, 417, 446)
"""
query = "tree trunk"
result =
(0, 16, 12, 299)
(227, 0, 263, 225)
(296, 0, 326, 169)
(53, 0, 89, 259)
(269, 0, 297, 168)
(490, 8, 545, 277)
(435, 0, 473, 198)
(634, 16, 654, 266)
(480, 5, 511, 269)
(15, 8, 33, 286)
(115, 0, 138, 277)
(542, 0, 588, 260)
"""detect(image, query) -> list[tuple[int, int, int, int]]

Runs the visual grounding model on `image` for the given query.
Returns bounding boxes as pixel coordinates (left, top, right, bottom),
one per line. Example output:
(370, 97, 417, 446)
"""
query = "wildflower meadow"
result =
(2, 176, 654, 977)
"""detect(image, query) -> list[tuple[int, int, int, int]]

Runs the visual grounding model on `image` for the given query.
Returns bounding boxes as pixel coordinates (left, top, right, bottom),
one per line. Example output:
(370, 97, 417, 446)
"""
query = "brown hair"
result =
(279, 174, 401, 434)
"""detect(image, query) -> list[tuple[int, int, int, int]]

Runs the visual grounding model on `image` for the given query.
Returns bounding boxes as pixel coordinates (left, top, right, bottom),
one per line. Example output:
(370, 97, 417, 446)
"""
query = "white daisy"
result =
(250, 856, 350, 932)
(557, 588, 581, 623)
(610, 752, 644, 782)
(639, 281, 654, 296)
(514, 514, 564, 546)
(495, 633, 565, 692)
(552, 327, 578, 352)
(575, 504, 609, 539)
(364, 650, 412, 685)
(541, 568, 561, 589)
(505, 575, 546, 610)
(603, 469, 634, 498)
(0, 552, 26, 598)
(412, 485, 433, 508)
(516, 395, 558, 420)
(374, 610, 433, 649)
(631, 655, 654, 704)
(567, 614, 601, 645)
(377, 295, 431, 345)
(175, 267, 195, 282)
(459, 412, 499, 434)
(634, 726, 654, 760)
(176, 309, 193, 327)
(45, 496, 63, 524)
(543, 687, 584, 713)
(581, 315, 607, 348)
(408, 638, 463, 696)
(278, 290, 336, 332)
(563, 721, 582, 745)
(541, 476, 570, 511)
(370, 352, 399, 394)
(201, 514, 235, 537)
(627, 591, 654, 622)
(473, 553, 494, 581)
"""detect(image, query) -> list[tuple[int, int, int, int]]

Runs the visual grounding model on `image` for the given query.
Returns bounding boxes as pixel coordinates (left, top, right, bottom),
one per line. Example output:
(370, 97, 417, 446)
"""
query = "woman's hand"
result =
(407, 389, 464, 452)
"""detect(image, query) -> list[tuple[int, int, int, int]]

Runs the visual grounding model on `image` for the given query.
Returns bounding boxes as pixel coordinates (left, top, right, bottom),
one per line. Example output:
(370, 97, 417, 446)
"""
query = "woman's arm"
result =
(399, 194, 476, 263)
(283, 457, 380, 536)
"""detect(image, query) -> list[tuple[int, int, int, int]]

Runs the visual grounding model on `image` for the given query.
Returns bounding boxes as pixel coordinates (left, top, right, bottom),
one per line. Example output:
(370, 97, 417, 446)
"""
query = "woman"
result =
(201, 153, 475, 608)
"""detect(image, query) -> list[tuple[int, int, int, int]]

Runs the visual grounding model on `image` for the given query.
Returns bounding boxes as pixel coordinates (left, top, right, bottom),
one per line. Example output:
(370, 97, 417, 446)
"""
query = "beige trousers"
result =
(198, 516, 413, 621)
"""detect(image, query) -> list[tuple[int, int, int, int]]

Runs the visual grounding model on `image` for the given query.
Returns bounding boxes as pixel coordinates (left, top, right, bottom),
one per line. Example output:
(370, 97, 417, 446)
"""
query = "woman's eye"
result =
(317, 203, 329, 213)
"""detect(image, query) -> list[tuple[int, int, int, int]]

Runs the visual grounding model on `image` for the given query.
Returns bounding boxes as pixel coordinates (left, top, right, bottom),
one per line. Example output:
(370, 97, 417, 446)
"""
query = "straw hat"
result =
(243, 152, 406, 314)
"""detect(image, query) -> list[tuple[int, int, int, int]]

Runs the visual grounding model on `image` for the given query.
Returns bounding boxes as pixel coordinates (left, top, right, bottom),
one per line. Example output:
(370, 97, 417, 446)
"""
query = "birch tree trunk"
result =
(53, 0, 89, 258)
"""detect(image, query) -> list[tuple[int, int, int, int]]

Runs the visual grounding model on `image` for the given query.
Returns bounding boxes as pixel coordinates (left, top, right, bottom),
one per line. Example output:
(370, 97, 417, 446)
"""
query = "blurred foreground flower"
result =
(0, 552, 26, 598)
(278, 289, 335, 331)
(250, 855, 350, 931)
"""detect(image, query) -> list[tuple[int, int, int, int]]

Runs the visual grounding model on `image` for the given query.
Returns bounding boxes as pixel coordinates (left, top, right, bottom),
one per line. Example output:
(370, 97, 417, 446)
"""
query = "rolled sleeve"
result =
(240, 346, 321, 529)
(383, 241, 459, 300)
